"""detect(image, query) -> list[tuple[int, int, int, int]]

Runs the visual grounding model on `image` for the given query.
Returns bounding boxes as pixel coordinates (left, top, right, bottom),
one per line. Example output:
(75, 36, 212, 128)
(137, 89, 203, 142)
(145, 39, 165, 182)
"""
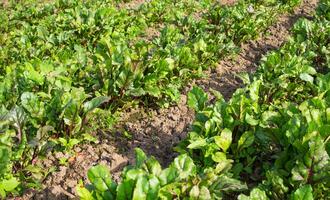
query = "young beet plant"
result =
(179, 16, 330, 200)
(0, 87, 109, 198)
(77, 2, 330, 199)
(77, 148, 247, 200)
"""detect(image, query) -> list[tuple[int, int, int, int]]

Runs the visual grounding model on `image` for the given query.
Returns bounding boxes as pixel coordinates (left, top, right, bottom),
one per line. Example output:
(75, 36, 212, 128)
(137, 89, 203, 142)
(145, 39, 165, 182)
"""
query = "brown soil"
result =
(15, 0, 318, 199)
(197, 0, 318, 99)
(117, 0, 146, 10)
(0, 0, 8, 7)
(220, 0, 237, 6)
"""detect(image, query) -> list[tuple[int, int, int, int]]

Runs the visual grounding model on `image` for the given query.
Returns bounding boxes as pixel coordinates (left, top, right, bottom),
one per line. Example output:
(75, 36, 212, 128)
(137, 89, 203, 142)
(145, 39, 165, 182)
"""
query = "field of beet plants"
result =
(0, 0, 329, 199)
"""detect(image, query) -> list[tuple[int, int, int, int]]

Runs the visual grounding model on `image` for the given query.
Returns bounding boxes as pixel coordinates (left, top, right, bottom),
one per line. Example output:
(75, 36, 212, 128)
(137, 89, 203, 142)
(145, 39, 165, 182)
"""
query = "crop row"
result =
(0, 0, 208, 66)
(78, 0, 330, 199)
(0, 0, 305, 198)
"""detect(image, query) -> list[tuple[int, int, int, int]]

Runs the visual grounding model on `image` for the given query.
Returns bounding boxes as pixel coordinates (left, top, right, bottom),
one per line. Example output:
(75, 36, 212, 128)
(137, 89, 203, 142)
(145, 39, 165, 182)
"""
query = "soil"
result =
(0, 0, 8, 7)
(14, 0, 318, 199)
(117, 0, 146, 10)
(196, 0, 318, 100)
(219, 0, 236, 6)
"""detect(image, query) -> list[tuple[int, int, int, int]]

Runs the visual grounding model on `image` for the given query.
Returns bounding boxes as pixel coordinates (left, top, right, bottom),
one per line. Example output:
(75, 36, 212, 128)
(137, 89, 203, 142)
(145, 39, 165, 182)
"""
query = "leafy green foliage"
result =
(180, 6, 330, 199)
(78, 148, 247, 199)
(187, 86, 208, 112)
(0, 178, 20, 199)
(291, 185, 314, 200)
(80, 1, 330, 198)
(0, 0, 320, 198)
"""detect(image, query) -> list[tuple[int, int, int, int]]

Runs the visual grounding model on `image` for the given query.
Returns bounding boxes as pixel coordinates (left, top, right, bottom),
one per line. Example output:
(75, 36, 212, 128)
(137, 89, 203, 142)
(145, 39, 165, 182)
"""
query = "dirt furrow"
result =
(21, 0, 318, 199)
(198, 0, 318, 99)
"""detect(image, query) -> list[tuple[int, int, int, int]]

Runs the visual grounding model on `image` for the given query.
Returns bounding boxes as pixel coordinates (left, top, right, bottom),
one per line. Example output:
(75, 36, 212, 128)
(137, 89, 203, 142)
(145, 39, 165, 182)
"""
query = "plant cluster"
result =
(0, 0, 311, 198)
(79, 1, 330, 199)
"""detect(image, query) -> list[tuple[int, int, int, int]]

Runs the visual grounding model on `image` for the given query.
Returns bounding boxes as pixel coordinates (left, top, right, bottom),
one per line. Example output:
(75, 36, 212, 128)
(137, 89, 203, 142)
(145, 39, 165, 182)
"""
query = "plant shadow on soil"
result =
(18, 0, 319, 199)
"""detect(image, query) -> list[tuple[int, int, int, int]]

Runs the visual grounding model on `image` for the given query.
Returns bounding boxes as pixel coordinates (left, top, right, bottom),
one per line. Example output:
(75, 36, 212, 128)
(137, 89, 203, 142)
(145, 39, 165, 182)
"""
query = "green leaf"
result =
(145, 157, 162, 176)
(187, 138, 207, 149)
(238, 131, 255, 150)
(238, 188, 269, 200)
(212, 175, 247, 192)
(21, 92, 44, 117)
(199, 186, 211, 200)
(116, 179, 134, 199)
(87, 165, 116, 194)
(212, 152, 227, 163)
(146, 175, 160, 200)
(265, 171, 288, 198)
(245, 113, 259, 126)
(187, 86, 208, 111)
(82, 133, 99, 143)
(165, 58, 175, 70)
(83, 96, 110, 113)
(76, 181, 94, 200)
(132, 176, 148, 200)
(125, 169, 145, 181)
(135, 148, 147, 168)
(248, 80, 261, 101)
(7, 106, 26, 132)
(173, 154, 196, 179)
(292, 135, 330, 183)
(24, 63, 44, 85)
(194, 39, 207, 52)
(291, 185, 313, 200)
(236, 72, 251, 85)
(144, 85, 161, 97)
(189, 185, 200, 199)
(299, 73, 314, 83)
(0, 178, 20, 192)
(0, 188, 5, 199)
(0, 146, 11, 176)
(214, 128, 232, 152)
(68, 138, 80, 148)
(158, 166, 177, 186)
(40, 62, 54, 75)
